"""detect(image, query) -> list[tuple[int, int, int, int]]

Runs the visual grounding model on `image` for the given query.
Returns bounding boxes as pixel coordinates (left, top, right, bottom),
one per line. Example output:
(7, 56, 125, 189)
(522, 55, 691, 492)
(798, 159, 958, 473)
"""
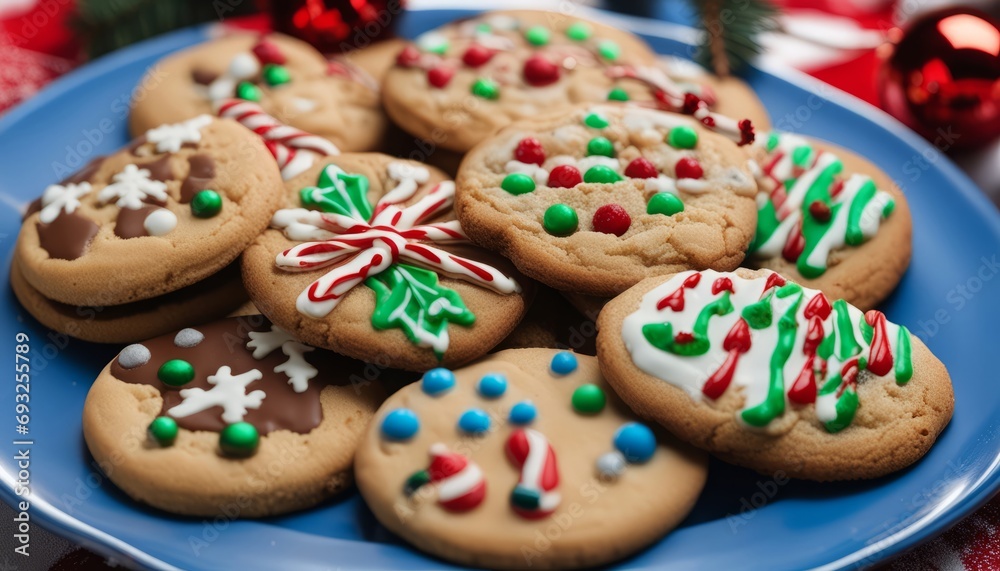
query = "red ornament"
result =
(547, 165, 582, 188)
(523, 55, 561, 87)
(428, 67, 454, 88)
(272, 0, 402, 54)
(878, 7, 1000, 149)
(514, 138, 546, 166)
(396, 45, 421, 67)
(624, 157, 658, 179)
(252, 40, 287, 65)
(674, 157, 703, 179)
(462, 45, 495, 68)
(592, 204, 631, 236)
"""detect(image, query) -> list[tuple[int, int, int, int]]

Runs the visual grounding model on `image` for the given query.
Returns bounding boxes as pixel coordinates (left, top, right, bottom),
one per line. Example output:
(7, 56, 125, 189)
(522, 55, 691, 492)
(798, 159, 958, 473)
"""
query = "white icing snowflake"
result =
(167, 366, 265, 424)
(146, 114, 213, 153)
(38, 182, 91, 223)
(97, 164, 169, 210)
(246, 326, 318, 393)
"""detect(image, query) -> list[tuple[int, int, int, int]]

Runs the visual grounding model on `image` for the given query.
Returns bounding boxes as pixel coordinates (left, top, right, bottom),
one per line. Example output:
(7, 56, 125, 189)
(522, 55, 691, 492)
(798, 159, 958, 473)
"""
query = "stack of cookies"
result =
(11, 10, 954, 570)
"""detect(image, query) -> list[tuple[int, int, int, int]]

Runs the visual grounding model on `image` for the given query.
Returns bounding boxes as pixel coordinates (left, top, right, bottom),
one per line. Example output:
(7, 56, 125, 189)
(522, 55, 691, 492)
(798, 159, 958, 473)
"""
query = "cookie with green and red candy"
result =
(14, 115, 283, 308)
(10, 258, 248, 344)
(381, 9, 661, 153)
(746, 132, 912, 310)
(596, 268, 954, 481)
(129, 32, 387, 154)
(240, 153, 532, 372)
(454, 103, 759, 298)
(354, 348, 708, 569)
(83, 316, 395, 517)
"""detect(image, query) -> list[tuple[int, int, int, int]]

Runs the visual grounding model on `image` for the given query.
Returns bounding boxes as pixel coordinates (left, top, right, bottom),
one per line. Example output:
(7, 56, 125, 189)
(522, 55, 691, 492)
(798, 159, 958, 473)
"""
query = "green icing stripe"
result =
(895, 326, 913, 384)
(859, 314, 874, 344)
(304, 167, 373, 220)
(741, 292, 801, 427)
(641, 292, 733, 356)
(796, 161, 843, 279)
(824, 390, 858, 433)
(751, 199, 780, 253)
(833, 300, 862, 360)
(845, 178, 878, 246)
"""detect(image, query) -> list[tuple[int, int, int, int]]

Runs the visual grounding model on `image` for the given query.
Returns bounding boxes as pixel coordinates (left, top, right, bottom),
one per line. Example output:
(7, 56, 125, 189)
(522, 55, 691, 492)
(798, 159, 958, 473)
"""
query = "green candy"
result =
(157, 359, 195, 387)
(607, 87, 629, 101)
(501, 173, 536, 195)
(667, 126, 698, 149)
(148, 416, 178, 446)
(565, 22, 592, 41)
(583, 112, 609, 129)
(583, 165, 623, 184)
(262, 64, 291, 86)
(471, 78, 499, 100)
(475, 23, 492, 34)
(587, 137, 615, 157)
(220, 422, 259, 458)
(525, 26, 550, 46)
(597, 40, 621, 61)
(236, 81, 261, 102)
(191, 189, 223, 218)
(571, 384, 606, 414)
(543, 204, 578, 236)
(646, 192, 684, 216)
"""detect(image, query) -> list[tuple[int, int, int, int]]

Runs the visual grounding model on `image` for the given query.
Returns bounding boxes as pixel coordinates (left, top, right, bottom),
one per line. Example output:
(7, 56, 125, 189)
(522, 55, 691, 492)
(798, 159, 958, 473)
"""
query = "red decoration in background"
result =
(878, 7, 1000, 150)
(272, 0, 404, 53)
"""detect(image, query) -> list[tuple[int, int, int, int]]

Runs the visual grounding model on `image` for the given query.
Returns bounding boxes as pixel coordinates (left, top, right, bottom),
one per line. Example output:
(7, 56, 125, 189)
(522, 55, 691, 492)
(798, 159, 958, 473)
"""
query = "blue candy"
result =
(508, 401, 537, 425)
(422, 368, 456, 396)
(381, 408, 420, 440)
(613, 422, 656, 463)
(550, 351, 578, 375)
(477, 373, 508, 398)
(458, 408, 491, 434)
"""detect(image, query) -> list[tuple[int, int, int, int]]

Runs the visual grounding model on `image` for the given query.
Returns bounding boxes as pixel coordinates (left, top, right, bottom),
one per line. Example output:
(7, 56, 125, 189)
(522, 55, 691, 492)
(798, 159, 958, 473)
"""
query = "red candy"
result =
(396, 45, 421, 67)
(808, 200, 832, 222)
(514, 138, 545, 166)
(252, 39, 286, 65)
(523, 55, 561, 87)
(624, 157, 658, 179)
(547, 165, 582, 188)
(462, 45, 495, 67)
(428, 67, 455, 88)
(674, 157, 704, 179)
(592, 204, 631, 236)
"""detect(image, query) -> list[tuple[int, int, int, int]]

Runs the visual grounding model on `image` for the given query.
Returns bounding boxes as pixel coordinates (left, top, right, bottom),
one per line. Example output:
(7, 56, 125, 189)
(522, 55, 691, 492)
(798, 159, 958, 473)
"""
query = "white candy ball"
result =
(144, 208, 177, 237)
(228, 53, 260, 80)
(596, 451, 627, 480)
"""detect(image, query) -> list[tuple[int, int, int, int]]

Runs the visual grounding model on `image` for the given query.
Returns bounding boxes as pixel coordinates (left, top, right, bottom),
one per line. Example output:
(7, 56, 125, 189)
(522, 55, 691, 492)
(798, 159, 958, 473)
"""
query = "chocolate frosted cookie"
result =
(241, 153, 531, 372)
(15, 116, 283, 307)
(130, 33, 386, 153)
(83, 316, 392, 517)
(597, 269, 954, 481)
(382, 10, 659, 152)
(746, 133, 911, 309)
(455, 104, 758, 297)
(355, 348, 708, 569)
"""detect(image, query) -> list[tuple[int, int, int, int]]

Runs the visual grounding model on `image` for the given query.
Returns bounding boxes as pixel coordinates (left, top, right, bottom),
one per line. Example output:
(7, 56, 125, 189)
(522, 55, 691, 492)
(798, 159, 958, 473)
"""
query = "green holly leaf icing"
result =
(300, 164, 373, 220)
(366, 264, 475, 359)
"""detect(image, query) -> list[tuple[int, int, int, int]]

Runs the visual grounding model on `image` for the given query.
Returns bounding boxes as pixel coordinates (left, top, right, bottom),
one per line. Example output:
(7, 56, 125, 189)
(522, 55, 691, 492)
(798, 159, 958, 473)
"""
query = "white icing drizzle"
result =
(168, 366, 265, 424)
(38, 182, 91, 223)
(246, 325, 317, 393)
(98, 164, 169, 210)
(145, 115, 213, 153)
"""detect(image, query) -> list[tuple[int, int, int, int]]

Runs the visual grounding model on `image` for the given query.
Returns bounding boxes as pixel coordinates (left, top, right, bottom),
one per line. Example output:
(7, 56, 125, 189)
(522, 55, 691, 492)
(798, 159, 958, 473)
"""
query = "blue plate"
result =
(1, 7, 998, 571)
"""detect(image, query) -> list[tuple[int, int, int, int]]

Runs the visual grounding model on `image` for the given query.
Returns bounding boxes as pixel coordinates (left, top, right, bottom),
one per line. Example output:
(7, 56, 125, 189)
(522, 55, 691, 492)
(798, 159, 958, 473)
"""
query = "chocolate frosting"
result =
(141, 155, 175, 182)
(180, 154, 216, 203)
(109, 317, 406, 435)
(37, 211, 99, 260)
(114, 205, 160, 239)
(191, 69, 219, 86)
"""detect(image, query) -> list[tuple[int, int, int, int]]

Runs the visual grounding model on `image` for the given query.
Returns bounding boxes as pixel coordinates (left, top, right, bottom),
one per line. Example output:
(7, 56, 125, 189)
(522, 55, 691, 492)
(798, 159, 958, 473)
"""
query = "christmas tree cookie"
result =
(382, 9, 660, 152)
(745, 133, 912, 309)
(455, 104, 758, 297)
(355, 348, 707, 569)
(130, 33, 387, 154)
(83, 316, 393, 517)
(597, 269, 954, 481)
(241, 153, 531, 372)
(12, 116, 282, 340)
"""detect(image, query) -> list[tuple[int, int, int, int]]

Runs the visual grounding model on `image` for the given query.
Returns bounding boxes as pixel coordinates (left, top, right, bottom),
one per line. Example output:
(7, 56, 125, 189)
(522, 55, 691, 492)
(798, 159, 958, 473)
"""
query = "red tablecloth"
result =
(0, 2, 996, 570)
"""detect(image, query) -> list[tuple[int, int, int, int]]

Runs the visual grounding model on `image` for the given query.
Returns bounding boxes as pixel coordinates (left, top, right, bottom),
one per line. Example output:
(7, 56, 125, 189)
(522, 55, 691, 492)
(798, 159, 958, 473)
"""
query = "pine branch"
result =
(693, 0, 779, 76)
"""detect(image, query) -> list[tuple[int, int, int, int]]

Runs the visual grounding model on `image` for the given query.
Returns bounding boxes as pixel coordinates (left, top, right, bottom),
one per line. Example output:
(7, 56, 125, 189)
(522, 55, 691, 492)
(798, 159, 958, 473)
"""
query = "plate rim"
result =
(0, 5, 998, 571)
